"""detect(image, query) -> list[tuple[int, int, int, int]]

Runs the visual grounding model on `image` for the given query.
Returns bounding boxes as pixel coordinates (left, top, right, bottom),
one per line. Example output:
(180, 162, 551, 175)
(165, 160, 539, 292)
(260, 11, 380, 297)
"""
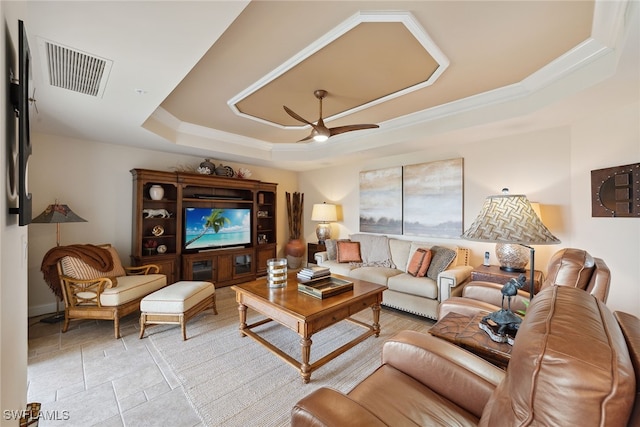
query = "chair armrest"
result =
(59, 275, 115, 307)
(438, 296, 498, 318)
(463, 281, 529, 312)
(382, 330, 504, 418)
(314, 251, 328, 264)
(291, 387, 387, 427)
(125, 264, 160, 275)
(438, 265, 473, 302)
(59, 275, 115, 289)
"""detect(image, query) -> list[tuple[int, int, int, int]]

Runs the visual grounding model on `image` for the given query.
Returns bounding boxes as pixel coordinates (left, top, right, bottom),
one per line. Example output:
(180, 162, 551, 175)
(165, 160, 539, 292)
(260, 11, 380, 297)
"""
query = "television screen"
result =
(184, 207, 251, 251)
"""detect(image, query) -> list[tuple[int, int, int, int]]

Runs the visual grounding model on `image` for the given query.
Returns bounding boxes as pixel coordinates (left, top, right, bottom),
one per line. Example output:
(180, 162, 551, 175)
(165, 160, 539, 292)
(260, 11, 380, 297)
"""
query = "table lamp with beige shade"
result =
(311, 202, 337, 243)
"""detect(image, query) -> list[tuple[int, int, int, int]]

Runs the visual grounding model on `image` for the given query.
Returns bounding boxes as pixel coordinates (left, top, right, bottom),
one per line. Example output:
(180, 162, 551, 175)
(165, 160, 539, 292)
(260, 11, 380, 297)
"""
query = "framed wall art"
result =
(591, 162, 640, 217)
(359, 166, 403, 234)
(403, 158, 463, 238)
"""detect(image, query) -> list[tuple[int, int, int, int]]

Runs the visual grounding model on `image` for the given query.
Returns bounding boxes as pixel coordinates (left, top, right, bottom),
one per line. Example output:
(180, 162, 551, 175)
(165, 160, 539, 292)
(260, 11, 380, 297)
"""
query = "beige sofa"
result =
(315, 233, 472, 320)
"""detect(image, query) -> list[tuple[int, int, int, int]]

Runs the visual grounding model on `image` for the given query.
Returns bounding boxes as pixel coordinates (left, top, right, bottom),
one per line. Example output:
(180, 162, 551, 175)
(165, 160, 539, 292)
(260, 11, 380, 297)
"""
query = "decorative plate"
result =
(215, 165, 234, 177)
(151, 225, 165, 236)
(156, 244, 167, 254)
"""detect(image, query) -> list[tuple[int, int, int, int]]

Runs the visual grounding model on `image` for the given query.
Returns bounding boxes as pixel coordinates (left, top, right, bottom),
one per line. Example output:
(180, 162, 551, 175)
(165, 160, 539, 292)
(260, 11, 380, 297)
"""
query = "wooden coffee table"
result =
(231, 273, 387, 383)
(429, 312, 512, 369)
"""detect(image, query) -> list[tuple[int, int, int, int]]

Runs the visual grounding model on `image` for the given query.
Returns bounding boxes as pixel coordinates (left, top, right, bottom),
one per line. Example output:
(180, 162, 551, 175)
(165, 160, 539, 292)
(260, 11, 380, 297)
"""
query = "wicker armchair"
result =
(54, 244, 167, 338)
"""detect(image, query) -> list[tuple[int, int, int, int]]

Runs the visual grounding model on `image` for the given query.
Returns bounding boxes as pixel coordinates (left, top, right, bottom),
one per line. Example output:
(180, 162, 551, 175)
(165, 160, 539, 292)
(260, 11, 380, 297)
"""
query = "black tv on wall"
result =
(9, 20, 32, 226)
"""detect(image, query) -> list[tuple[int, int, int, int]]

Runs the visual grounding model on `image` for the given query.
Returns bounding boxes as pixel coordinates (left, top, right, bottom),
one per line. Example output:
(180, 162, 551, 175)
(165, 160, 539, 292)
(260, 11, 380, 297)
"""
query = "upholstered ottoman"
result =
(139, 281, 217, 340)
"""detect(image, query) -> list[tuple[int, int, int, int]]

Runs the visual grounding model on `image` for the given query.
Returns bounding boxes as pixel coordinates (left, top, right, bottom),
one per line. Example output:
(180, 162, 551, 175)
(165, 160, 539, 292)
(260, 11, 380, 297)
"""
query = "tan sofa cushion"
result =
(350, 266, 402, 286)
(99, 274, 166, 306)
(387, 274, 438, 299)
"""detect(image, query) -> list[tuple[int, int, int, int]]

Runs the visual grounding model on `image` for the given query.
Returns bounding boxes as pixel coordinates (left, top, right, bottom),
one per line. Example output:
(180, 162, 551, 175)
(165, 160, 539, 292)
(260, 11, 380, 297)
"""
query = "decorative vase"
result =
(266, 258, 288, 288)
(199, 159, 215, 174)
(149, 185, 164, 200)
(285, 238, 305, 269)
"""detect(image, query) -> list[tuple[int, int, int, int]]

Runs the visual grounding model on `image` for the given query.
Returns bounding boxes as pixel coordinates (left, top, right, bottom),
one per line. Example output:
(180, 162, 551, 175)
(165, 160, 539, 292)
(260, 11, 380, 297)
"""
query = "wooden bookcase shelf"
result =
(131, 168, 277, 286)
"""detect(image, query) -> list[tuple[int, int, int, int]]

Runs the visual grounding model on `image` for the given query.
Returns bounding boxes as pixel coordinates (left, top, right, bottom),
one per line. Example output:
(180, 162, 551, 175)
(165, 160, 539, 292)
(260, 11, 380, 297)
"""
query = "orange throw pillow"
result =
(417, 249, 432, 277)
(407, 248, 428, 276)
(336, 241, 362, 263)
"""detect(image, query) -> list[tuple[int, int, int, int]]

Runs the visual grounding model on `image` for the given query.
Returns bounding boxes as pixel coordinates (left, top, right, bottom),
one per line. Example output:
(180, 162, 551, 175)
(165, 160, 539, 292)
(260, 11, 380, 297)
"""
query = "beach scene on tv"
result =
(184, 207, 251, 250)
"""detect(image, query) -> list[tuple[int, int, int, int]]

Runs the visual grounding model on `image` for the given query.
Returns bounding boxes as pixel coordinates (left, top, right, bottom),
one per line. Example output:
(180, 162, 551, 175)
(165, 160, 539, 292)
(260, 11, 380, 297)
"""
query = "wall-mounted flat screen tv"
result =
(184, 207, 251, 251)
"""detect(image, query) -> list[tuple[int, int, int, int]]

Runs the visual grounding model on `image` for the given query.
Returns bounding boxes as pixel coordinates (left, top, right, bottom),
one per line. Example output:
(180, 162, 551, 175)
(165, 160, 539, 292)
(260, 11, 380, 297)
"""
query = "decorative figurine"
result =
(480, 274, 527, 342)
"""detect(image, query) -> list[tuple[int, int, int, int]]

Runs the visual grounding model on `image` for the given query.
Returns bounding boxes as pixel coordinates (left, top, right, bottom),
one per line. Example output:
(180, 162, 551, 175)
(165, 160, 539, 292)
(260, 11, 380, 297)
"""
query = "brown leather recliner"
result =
(438, 247, 611, 319)
(291, 285, 638, 426)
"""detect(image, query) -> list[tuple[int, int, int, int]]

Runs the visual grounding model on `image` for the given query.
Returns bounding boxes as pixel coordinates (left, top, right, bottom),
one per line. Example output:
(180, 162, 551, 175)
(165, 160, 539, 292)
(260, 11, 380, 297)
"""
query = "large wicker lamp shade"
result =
(461, 192, 560, 299)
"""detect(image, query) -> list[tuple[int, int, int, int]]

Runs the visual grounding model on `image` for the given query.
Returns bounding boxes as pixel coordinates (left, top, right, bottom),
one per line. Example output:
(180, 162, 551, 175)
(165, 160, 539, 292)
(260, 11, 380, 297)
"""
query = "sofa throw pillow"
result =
(325, 239, 350, 261)
(337, 241, 362, 263)
(426, 246, 457, 280)
(417, 249, 433, 277)
(407, 249, 427, 276)
(325, 239, 339, 261)
(60, 246, 125, 286)
(349, 234, 395, 268)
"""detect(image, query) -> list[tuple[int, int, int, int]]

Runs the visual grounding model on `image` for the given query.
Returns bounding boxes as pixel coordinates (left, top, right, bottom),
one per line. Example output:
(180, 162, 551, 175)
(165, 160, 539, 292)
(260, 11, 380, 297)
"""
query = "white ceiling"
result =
(20, 1, 640, 172)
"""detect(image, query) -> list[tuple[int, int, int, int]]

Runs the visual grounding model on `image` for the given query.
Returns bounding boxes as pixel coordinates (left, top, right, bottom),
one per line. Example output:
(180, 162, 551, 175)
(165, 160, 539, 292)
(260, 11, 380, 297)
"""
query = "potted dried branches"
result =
(285, 192, 304, 268)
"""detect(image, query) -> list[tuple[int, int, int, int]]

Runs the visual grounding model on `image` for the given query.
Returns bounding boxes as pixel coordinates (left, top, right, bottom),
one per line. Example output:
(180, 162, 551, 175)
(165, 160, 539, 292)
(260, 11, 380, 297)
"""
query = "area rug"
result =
(148, 286, 434, 426)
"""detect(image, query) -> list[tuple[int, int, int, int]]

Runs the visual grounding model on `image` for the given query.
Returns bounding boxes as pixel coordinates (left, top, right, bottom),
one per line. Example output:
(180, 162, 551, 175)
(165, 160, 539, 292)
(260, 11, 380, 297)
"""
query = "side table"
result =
(429, 312, 512, 369)
(471, 264, 543, 294)
(307, 242, 326, 266)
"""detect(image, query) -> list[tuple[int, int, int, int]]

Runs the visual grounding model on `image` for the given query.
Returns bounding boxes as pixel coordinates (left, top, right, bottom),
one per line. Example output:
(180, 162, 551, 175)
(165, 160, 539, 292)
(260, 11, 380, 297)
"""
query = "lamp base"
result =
(40, 312, 65, 324)
(315, 223, 331, 243)
(495, 243, 529, 272)
(499, 266, 526, 273)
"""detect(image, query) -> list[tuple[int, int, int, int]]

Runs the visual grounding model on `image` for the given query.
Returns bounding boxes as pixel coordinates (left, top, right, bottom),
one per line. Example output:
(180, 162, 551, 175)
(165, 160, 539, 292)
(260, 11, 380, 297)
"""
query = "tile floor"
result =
(27, 311, 203, 427)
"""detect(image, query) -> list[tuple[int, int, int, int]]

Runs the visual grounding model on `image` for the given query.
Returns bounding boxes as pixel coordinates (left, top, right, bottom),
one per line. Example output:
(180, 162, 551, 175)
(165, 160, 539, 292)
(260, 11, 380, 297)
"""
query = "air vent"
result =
(39, 38, 113, 97)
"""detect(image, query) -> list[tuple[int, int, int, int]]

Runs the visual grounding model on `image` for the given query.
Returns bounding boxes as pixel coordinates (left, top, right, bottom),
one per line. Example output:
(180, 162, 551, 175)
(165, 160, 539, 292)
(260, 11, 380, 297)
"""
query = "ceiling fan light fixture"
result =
(284, 89, 379, 143)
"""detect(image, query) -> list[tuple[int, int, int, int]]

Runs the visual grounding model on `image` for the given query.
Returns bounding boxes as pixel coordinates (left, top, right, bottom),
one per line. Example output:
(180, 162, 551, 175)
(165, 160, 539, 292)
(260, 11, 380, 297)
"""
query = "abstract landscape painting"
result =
(403, 158, 463, 238)
(359, 166, 403, 234)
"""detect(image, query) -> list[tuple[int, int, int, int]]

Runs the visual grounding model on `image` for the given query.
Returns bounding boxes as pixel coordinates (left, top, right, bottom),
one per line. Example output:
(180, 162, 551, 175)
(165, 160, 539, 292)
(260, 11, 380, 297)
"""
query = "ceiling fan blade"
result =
(296, 134, 314, 143)
(283, 105, 315, 127)
(329, 124, 379, 137)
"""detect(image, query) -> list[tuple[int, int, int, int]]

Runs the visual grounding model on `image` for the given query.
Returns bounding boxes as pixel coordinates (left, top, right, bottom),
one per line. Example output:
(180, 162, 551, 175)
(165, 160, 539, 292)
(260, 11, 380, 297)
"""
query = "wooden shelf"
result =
(131, 168, 277, 286)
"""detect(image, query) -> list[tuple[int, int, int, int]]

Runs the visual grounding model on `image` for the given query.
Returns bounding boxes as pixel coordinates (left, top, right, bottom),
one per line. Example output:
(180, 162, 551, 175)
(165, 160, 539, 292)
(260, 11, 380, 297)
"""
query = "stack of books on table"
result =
(296, 266, 331, 283)
(298, 276, 354, 299)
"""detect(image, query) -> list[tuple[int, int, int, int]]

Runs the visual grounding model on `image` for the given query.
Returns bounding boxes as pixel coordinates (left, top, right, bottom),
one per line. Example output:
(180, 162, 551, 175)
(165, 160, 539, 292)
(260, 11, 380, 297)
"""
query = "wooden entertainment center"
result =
(130, 168, 277, 286)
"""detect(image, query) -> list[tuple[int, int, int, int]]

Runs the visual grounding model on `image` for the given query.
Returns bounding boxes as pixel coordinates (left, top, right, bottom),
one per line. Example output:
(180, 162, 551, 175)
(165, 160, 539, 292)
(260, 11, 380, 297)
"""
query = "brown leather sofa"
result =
(438, 247, 611, 319)
(291, 285, 638, 426)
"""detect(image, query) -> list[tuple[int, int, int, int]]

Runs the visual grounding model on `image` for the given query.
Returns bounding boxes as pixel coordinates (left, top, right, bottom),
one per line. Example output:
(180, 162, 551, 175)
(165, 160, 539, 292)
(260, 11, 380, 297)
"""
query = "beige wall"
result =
(2, 1, 29, 425)
(299, 101, 640, 315)
(27, 134, 298, 316)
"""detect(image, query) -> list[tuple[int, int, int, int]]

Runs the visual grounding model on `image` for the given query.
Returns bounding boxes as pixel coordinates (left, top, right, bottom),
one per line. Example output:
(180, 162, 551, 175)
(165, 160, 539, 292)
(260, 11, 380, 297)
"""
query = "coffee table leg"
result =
(300, 336, 312, 383)
(372, 303, 381, 337)
(238, 303, 247, 337)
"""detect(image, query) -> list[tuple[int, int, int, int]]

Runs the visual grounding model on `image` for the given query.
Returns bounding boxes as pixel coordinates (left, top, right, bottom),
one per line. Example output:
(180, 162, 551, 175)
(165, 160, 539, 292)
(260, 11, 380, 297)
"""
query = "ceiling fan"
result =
(283, 89, 379, 142)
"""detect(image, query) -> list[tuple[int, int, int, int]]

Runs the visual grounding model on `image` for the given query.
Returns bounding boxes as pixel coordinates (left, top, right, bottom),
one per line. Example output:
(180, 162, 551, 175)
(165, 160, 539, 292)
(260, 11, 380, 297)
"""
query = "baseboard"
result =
(29, 302, 58, 318)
